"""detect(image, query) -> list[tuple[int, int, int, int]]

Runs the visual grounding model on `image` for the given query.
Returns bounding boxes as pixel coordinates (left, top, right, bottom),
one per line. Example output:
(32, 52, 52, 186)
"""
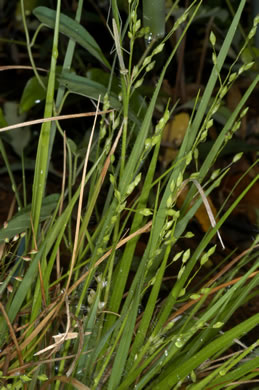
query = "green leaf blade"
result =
(33, 6, 111, 70)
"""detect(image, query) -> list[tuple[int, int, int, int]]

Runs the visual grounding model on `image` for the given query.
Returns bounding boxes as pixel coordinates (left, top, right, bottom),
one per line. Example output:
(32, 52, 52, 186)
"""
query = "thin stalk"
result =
(48, 0, 85, 163)
(166, 0, 180, 22)
(0, 139, 22, 209)
(20, 0, 45, 90)
(111, 6, 130, 178)
(31, 0, 61, 239)
(21, 152, 26, 207)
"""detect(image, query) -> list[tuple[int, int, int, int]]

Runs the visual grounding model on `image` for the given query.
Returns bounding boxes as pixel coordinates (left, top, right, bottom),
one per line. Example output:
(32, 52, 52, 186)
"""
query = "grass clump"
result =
(0, 0, 258, 389)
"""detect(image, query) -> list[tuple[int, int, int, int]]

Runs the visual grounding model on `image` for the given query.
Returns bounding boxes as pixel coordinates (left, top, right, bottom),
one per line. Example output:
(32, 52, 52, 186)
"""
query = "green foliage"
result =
(0, 0, 258, 389)
(20, 76, 47, 113)
(33, 6, 111, 70)
(0, 370, 48, 389)
(0, 194, 59, 244)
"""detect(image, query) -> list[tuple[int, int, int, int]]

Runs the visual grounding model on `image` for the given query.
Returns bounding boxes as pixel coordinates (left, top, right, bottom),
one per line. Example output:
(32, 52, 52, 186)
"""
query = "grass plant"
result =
(0, 0, 258, 389)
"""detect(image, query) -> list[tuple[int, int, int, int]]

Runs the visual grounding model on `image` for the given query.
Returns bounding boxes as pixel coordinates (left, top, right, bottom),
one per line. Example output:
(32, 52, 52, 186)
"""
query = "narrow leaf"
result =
(33, 6, 111, 69)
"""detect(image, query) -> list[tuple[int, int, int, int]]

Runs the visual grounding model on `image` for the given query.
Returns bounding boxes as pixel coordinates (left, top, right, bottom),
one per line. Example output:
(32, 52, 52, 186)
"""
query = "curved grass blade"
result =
(0, 194, 59, 244)
(58, 71, 144, 125)
(33, 6, 111, 70)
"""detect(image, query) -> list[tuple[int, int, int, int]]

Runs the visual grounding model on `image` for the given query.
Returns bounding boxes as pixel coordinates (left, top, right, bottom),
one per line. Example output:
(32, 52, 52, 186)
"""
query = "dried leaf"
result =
(176, 184, 218, 233)
(160, 112, 190, 166)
